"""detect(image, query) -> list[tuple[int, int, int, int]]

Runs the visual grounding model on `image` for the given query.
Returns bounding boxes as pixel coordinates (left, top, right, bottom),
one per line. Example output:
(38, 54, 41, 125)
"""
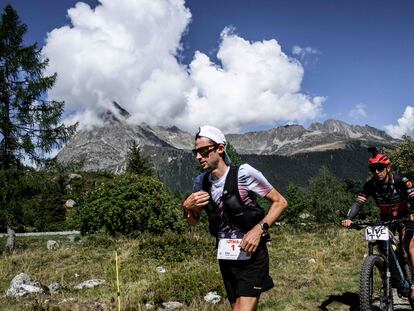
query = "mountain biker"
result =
(183, 125, 288, 311)
(340, 147, 414, 298)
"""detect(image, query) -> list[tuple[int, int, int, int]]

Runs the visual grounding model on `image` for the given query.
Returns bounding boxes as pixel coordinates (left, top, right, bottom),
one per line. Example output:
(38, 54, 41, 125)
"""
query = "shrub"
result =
(77, 174, 186, 236)
(283, 182, 311, 224)
(136, 231, 213, 262)
(307, 166, 354, 223)
(384, 135, 414, 179)
(0, 169, 67, 232)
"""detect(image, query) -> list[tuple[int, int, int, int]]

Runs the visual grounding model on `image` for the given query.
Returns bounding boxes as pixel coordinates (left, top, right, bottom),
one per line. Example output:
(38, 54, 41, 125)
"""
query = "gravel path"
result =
(0, 231, 80, 237)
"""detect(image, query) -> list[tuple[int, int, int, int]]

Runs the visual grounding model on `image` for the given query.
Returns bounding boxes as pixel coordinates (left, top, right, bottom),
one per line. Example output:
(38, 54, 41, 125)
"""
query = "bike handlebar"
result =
(349, 218, 412, 230)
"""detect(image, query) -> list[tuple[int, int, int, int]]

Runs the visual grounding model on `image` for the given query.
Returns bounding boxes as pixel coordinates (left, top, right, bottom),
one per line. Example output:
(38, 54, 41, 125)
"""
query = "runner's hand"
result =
(409, 214, 414, 222)
(183, 191, 210, 215)
(340, 219, 353, 228)
(239, 224, 262, 253)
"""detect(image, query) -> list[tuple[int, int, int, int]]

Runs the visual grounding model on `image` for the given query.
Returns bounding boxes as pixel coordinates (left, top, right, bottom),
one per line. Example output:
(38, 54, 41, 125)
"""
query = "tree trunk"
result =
(5, 225, 15, 252)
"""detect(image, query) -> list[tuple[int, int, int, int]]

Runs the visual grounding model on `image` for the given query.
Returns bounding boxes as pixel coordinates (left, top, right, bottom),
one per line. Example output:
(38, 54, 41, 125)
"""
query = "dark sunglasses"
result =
(192, 144, 217, 157)
(369, 164, 387, 173)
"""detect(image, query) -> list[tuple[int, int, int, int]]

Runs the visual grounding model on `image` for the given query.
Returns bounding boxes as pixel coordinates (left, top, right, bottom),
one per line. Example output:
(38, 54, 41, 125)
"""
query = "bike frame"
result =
(367, 227, 411, 296)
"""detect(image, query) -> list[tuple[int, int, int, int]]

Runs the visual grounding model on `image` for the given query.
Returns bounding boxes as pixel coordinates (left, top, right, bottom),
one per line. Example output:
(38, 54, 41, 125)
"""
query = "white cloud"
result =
(44, 0, 192, 128)
(349, 103, 367, 119)
(180, 28, 325, 131)
(385, 106, 414, 138)
(44, 0, 325, 133)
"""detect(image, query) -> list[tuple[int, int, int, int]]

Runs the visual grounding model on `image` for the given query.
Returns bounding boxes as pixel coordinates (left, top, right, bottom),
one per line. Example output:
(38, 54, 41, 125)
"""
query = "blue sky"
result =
(2, 0, 414, 136)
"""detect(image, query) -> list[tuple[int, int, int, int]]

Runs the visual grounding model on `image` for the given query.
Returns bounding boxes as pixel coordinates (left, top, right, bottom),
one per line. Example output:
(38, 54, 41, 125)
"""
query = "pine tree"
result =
(125, 140, 152, 176)
(226, 141, 243, 166)
(0, 5, 76, 251)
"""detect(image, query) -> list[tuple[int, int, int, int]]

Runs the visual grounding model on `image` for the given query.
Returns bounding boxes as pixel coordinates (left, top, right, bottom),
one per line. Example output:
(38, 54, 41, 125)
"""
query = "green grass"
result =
(0, 226, 366, 310)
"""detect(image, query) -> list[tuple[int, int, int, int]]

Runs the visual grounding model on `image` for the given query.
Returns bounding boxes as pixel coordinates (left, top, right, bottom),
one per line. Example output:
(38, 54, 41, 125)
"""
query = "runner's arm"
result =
(240, 188, 288, 253)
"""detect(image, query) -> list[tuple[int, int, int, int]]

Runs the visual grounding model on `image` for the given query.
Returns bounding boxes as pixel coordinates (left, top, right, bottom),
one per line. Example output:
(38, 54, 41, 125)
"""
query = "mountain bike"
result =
(350, 219, 414, 311)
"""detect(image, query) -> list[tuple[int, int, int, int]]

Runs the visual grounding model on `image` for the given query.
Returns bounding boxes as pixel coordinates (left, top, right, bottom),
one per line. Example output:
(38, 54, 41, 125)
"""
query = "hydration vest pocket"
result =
(204, 202, 221, 237)
(207, 213, 221, 237)
(224, 194, 264, 233)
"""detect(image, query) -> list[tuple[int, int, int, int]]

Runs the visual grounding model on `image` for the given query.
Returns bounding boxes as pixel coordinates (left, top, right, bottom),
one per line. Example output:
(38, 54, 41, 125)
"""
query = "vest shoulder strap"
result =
(223, 165, 241, 202)
(201, 172, 211, 192)
(201, 166, 241, 199)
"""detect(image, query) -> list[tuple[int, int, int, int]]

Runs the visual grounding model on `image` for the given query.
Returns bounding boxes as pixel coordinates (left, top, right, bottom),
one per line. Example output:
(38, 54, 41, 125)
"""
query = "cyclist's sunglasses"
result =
(369, 164, 387, 173)
(192, 144, 218, 157)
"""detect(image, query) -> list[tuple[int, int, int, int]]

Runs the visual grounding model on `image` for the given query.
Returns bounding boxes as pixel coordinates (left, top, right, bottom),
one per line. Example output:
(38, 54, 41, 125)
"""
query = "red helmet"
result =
(367, 147, 391, 167)
(368, 153, 391, 167)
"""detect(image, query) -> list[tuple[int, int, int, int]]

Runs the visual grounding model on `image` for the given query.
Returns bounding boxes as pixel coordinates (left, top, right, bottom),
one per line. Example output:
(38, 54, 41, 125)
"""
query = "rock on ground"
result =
(74, 279, 105, 290)
(204, 291, 221, 304)
(6, 273, 47, 298)
(47, 240, 59, 250)
(48, 282, 61, 294)
(157, 301, 183, 310)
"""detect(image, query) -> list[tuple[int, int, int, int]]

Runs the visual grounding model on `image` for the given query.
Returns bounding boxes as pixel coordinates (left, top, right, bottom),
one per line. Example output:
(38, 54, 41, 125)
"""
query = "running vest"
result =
(202, 165, 265, 237)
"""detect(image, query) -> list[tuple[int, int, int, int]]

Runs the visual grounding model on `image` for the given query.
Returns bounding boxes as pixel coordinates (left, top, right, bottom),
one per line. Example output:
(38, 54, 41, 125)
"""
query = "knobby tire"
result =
(360, 255, 393, 311)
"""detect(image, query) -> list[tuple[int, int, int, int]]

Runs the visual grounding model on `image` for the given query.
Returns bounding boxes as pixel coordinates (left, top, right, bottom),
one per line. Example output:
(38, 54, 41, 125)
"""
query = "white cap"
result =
(196, 125, 227, 145)
(196, 125, 231, 165)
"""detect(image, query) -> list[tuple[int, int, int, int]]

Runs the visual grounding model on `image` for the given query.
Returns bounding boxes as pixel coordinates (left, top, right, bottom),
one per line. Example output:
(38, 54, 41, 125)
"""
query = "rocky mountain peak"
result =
(228, 119, 398, 155)
(56, 117, 399, 174)
(98, 101, 131, 124)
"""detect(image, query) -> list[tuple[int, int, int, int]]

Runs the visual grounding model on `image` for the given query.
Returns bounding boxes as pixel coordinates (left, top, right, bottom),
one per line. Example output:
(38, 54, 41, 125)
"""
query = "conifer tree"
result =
(226, 141, 242, 166)
(0, 5, 76, 251)
(125, 140, 152, 176)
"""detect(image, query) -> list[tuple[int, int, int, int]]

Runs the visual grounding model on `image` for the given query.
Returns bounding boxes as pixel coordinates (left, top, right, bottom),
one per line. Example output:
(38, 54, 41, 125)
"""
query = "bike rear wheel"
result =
(360, 255, 393, 311)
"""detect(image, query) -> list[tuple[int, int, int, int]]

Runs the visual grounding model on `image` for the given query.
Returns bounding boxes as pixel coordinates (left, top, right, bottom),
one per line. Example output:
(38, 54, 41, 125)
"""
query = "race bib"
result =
(217, 231, 251, 260)
(365, 226, 389, 241)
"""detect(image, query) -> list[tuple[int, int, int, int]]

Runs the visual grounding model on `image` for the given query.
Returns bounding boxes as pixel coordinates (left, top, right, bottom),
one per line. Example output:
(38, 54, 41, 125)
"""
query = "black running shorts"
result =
(218, 244, 274, 304)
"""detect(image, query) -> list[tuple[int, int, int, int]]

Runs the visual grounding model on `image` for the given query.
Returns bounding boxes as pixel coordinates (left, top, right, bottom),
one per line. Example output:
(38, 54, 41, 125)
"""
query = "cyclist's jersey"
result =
(356, 173, 414, 218)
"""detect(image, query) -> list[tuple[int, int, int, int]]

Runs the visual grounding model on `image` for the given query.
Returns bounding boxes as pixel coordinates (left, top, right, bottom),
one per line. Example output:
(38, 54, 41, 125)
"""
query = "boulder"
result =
(204, 291, 221, 304)
(47, 240, 59, 250)
(6, 273, 47, 298)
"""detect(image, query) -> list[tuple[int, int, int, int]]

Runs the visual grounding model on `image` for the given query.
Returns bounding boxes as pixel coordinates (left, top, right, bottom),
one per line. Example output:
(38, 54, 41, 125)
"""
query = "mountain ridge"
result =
(56, 104, 400, 192)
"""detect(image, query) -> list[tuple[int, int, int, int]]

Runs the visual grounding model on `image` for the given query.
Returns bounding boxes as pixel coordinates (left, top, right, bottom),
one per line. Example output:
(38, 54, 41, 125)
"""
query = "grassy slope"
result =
(0, 227, 366, 311)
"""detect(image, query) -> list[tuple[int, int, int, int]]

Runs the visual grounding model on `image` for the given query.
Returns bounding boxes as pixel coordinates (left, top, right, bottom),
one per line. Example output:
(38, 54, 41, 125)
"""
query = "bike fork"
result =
(385, 266, 393, 306)
(385, 242, 393, 307)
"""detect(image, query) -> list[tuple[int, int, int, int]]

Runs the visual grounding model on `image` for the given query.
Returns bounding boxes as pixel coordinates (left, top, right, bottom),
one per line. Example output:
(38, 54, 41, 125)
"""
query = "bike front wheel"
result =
(360, 255, 393, 311)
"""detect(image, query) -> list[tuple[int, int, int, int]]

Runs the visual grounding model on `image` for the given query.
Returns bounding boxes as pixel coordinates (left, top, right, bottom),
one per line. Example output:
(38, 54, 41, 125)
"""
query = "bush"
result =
(136, 231, 213, 262)
(77, 174, 186, 236)
(283, 182, 311, 224)
(307, 166, 354, 223)
(384, 135, 414, 179)
(0, 169, 68, 232)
